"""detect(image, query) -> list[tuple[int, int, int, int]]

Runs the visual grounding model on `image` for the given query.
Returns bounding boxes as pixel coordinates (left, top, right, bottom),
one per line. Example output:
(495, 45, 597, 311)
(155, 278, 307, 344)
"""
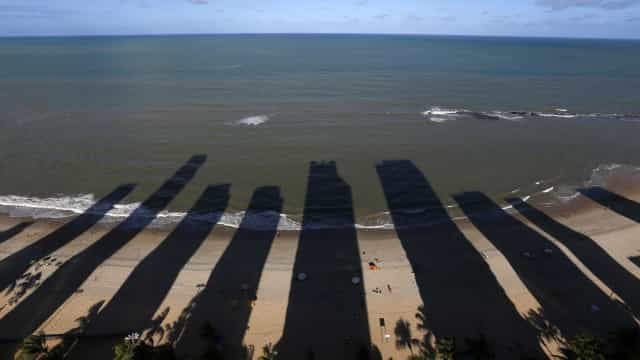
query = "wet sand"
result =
(0, 187, 639, 359)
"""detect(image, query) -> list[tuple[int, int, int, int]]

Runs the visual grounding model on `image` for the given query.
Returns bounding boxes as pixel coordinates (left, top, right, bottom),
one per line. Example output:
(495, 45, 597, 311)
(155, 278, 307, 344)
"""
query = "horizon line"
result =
(1, 31, 639, 42)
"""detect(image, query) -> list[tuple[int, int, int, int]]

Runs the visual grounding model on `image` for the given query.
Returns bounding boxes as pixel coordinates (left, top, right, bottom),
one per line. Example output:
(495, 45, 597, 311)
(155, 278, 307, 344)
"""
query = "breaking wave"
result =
(421, 106, 640, 123)
(0, 194, 302, 231)
(1, 164, 638, 231)
(229, 114, 270, 126)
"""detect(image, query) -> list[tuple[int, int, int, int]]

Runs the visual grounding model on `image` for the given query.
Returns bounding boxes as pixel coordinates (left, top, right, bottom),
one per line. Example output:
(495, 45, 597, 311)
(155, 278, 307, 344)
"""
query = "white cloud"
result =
(536, 0, 640, 10)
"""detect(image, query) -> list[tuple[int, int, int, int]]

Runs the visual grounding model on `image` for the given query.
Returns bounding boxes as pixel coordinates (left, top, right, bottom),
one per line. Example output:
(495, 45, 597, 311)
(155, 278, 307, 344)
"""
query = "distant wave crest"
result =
(231, 114, 270, 126)
(421, 106, 640, 123)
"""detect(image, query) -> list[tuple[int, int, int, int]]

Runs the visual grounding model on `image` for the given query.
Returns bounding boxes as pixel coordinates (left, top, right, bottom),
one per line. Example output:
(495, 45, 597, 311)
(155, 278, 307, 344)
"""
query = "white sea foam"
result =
(486, 111, 524, 121)
(0, 194, 98, 219)
(548, 163, 640, 205)
(537, 112, 577, 119)
(419, 106, 640, 123)
(0, 193, 190, 225)
(0, 193, 304, 230)
(0, 192, 447, 231)
(422, 107, 463, 116)
(234, 114, 270, 126)
(557, 192, 581, 202)
(422, 106, 466, 123)
(583, 163, 636, 189)
(3, 162, 638, 231)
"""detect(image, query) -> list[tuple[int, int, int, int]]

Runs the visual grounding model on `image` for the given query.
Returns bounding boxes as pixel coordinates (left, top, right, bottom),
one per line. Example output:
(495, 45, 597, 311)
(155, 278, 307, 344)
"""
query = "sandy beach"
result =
(0, 182, 639, 359)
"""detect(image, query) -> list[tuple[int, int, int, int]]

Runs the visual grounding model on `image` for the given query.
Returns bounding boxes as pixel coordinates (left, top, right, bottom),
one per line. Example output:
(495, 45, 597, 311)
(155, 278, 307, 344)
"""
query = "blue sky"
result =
(1, 0, 639, 38)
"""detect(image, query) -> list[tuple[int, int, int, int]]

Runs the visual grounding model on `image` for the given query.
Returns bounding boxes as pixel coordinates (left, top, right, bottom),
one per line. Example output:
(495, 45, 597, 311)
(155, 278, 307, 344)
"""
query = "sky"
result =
(0, 0, 639, 39)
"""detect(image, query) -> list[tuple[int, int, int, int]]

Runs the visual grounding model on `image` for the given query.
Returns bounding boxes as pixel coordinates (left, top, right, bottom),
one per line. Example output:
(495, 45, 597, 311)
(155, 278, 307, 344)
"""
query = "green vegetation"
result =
(257, 343, 277, 360)
(556, 332, 606, 360)
(435, 337, 456, 360)
(555, 329, 640, 360)
(12, 309, 640, 360)
(14, 333, 55, 360)
(112, 332, 176, 360)
(400, 305, 640, 360)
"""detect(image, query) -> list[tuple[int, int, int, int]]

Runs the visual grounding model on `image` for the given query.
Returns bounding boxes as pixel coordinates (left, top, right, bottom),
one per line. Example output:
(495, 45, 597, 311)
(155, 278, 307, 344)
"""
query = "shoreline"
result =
(2, 161, 639, 233)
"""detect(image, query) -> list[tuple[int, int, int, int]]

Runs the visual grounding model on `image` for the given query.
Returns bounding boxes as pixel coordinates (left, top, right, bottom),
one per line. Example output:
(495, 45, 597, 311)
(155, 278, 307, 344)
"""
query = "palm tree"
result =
(436, 337, 456, 360)
(258, 343, 278, 360)
(241, 344, 255, 360)
(557, 332, 605, 360)
(113, 334, 138, 360)
(395, 319, 420, 355)
(415, 305, 429, 333)
(14, 333, 51, 360)
(410, 305, 440, 360)
(525, 308, 560, 356)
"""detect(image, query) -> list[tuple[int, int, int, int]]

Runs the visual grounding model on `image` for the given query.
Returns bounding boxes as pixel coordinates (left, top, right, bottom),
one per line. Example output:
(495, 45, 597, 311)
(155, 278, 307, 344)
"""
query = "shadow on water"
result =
(0, 186, 134, 294)
(275, 161, 372, 360)
(174, 186, 283, 359)
(507, 197, 640, 316)
(376, 160, 543, 357)
(0, 222, 33, 246)
(68, 184, 230, 360)
(579, 187, 640, 223)
(454, 192, 636, 339)
(0, 155, 206, 342)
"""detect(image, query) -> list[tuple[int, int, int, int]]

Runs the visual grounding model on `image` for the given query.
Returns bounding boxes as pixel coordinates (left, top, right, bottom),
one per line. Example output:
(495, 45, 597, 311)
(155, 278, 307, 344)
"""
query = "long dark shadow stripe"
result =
(376, 160, 542, 356)
(0, 155, 206, 340)
(455, 192, 635, 338)
(175, 186, 282, 358)
(276, 161, 371, 360)
(579, 186, 640, 224)
(0, 222, 33, 245)
(0, 185, 135, 294)
(507, 197, 640, 316)
(68, 184, 230, 359)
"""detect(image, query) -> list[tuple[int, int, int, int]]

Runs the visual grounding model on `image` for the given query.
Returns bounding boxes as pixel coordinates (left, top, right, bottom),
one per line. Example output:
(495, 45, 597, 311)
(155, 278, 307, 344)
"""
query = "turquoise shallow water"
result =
(0, 34, 639, 227)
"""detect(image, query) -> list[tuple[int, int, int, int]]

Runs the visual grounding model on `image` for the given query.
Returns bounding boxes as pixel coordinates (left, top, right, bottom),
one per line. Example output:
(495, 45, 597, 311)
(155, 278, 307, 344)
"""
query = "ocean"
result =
(1, 34, 640, 229)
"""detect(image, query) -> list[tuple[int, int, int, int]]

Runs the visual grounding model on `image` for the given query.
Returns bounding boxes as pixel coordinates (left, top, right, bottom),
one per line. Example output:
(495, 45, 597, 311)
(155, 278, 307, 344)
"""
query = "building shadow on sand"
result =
(579, 186, 640, 224)
(275, 161, 373, 360)
(0, 185, 134, 295)
(68, 184, 230, 360)
(0, 155, 206, 354)
(376, 160, 543, 358)
(0, 222, 33, 246)
(173, 185, 283, 359)
(454, 192, 636, 340)
(507, 197, 640, 316)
